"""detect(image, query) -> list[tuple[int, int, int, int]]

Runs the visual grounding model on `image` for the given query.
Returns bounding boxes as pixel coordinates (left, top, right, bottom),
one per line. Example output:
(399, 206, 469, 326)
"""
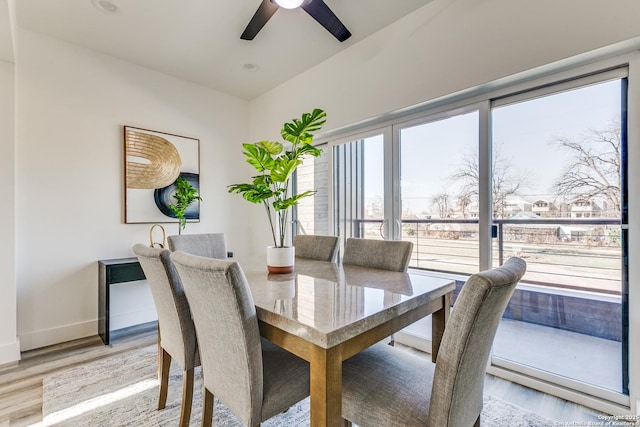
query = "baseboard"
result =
(486, 364, 632, 415)
(19, 307, 158, 352)
(110, 321, 158, 341)
(0, 338, 21, 366)
(109, 309, 158, 332)
(394, 330, 432, 354)
(19, 320, 96, 351)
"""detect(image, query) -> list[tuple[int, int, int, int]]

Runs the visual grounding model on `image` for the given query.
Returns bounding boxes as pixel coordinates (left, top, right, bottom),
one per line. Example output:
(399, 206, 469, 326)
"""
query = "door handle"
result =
(380, 220, 388, 240)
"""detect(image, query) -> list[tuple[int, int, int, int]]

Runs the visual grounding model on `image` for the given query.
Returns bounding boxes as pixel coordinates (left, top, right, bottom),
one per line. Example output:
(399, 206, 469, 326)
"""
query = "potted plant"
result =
(169, 176, 202, 234)
(228, 108, 326, 272)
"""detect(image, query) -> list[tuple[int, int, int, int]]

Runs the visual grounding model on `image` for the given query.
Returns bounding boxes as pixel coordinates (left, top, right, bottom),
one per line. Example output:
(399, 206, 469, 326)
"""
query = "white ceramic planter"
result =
(266, 246, 295, 274)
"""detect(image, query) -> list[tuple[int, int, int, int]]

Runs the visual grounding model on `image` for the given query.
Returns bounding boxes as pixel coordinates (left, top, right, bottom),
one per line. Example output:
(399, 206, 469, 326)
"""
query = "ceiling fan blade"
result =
(241, 0, 279, 40)
(301, 0, 351, 42)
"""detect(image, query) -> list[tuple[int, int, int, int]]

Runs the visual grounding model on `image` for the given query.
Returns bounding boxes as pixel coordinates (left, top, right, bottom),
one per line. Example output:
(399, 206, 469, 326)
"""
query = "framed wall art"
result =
(124, 126, 200, 224)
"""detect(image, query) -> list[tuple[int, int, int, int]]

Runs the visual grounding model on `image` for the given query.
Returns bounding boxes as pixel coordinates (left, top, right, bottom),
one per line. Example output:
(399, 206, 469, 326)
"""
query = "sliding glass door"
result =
(490, 76, 628, 400)
(299, 67, 629, 404)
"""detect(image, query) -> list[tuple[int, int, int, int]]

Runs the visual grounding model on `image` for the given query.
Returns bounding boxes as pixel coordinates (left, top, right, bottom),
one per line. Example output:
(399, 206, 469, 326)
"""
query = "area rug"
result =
(43, 345, 555, 426)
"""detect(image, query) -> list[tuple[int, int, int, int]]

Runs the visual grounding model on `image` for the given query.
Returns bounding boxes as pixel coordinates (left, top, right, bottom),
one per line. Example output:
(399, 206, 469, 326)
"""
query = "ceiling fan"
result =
(241, 0, 352, 42)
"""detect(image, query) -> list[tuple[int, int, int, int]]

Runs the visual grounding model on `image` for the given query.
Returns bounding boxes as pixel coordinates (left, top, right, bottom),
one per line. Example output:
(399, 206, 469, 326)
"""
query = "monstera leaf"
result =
(243, 142, 277, 172)
(281, 109, 326, 145)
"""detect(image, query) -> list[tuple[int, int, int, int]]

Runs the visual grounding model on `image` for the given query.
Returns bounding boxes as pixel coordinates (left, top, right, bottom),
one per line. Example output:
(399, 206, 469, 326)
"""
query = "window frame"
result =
(303, 52, 637, 411)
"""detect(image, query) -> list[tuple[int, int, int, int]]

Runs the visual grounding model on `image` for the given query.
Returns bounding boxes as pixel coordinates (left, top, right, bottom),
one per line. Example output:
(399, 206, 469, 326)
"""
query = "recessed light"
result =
(243, 63, 260, 72)
(91, 0, 119, 14)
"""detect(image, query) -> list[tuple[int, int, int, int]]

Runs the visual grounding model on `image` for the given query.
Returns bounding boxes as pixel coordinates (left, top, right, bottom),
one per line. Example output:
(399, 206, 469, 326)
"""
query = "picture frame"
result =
(124, 126, 200, 224)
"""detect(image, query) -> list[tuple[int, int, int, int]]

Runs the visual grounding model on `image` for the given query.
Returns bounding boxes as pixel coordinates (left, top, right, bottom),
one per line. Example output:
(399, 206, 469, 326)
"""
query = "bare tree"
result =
(456, 191, 473, 218)
(432, 192, 451, 218)
(452, 147, 529, 218)
(552, 120, 621, 215)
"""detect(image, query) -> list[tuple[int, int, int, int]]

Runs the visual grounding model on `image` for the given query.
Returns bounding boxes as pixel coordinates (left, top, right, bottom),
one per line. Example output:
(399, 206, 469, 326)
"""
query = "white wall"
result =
(14, 29, 250, 350)
(248, 0, 640, 414)
(0, 59, 19, 365)
(250, 0, 640, 135)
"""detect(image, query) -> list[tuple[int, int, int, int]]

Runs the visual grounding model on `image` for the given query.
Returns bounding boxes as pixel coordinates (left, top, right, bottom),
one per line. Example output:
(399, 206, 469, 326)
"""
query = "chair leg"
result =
(179, 368, 194, 427)
(201, 386, 214, 427)
(474, 414, 481, 427)
(389, 333, 395, 346)
(341, 419, 353, 427)
(158, 348, 171, 410)
(157, 324, 162, 378)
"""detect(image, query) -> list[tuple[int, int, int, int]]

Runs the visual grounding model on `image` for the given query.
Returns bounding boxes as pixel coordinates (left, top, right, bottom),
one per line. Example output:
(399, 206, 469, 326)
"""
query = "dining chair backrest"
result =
(170, 251, 263, 426)
(293, 234, 340, 262)
(167, 233, 227, 259)
(132, 244, 197, 370)
(342, 237, 413, 272)
(340, 257, 526, 427)
(428, 256, 526, 426)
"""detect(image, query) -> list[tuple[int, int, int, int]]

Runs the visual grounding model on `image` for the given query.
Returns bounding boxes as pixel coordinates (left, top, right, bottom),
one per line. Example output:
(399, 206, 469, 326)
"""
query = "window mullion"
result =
(479, 100, 492, 270)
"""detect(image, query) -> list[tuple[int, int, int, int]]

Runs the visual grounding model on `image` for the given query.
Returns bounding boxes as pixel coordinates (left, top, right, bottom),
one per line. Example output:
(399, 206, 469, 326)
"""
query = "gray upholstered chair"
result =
(343, 237, 414, 345)
(340, 257, 527, 427)
(132, 244, 199, 427)
(293, 234, 340, 262)
(170, 251, 311, 427)
(342, 237, 413, 272)
(167, 233, 227, 259)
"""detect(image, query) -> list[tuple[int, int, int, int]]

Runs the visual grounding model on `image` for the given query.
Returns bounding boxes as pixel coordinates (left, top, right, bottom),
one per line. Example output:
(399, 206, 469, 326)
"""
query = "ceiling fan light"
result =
(91, 0, 118, 14)
(274, 0, 304, 9)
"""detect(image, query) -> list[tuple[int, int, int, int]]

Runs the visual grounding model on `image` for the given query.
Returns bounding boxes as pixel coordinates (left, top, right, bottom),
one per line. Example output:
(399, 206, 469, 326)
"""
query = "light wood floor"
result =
(0, 324, 158, 427)
(0, 323, 608, 426)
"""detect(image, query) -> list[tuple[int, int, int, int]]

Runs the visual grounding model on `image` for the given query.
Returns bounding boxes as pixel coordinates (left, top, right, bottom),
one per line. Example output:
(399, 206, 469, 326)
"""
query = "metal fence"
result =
(354, 218, 622, 295)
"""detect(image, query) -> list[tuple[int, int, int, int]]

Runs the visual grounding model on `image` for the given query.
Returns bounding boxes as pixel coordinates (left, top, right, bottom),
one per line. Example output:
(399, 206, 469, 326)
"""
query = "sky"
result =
(360, 79, 622, 215)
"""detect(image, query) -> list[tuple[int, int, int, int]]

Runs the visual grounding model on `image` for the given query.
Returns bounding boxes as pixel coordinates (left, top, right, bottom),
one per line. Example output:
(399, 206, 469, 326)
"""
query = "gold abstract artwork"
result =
(125, 129, 182, 189)
(124, 126, 200, 224)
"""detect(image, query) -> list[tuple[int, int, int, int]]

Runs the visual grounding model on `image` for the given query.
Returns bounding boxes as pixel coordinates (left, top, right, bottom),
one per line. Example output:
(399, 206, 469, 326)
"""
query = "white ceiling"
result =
(14, 0, 434, 100)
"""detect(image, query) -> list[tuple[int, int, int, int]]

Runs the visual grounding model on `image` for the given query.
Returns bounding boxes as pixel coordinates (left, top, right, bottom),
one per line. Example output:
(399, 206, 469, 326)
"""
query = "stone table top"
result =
(242, 258, 456, 349)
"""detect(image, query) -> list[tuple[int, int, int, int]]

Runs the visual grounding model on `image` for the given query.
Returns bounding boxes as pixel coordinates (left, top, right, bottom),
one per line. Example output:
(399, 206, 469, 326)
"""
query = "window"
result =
(296, 66, 630, 406)
(398, 110, 480, 275)
(295, 143, 330, 236)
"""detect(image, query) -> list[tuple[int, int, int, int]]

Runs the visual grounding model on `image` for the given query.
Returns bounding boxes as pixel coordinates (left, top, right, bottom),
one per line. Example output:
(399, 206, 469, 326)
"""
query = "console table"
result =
(98, 257, 146, 345)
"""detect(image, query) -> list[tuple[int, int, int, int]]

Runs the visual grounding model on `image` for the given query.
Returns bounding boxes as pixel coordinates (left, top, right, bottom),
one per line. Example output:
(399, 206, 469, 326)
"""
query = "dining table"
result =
(241, 257, 456, 427)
